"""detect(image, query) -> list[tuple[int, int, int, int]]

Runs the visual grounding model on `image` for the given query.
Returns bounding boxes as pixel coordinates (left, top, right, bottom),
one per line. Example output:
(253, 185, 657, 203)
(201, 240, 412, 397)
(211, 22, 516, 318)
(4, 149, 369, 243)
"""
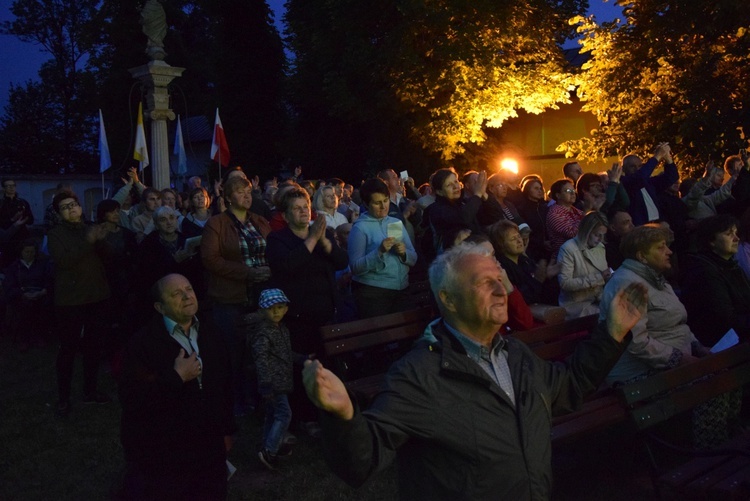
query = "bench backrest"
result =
(510, 314, 599, 360)
(620, 342, 750, 431)
(320, 306, 435, 358)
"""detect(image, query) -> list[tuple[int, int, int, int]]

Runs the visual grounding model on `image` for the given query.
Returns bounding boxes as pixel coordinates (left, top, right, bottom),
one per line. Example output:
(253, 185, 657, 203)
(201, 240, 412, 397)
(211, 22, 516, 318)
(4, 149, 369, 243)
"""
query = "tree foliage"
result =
(560, 0, 750, 176)
(0, 0, 105, 173)
(0, 0, 287, 178)
(285, 0, 586, 178)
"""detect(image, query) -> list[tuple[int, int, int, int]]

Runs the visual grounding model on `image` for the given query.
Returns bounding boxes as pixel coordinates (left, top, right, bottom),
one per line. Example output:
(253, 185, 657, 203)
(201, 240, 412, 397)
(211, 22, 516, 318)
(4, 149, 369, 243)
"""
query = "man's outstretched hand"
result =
(607, 283, 648, 342)
(303, 360, 354, 421)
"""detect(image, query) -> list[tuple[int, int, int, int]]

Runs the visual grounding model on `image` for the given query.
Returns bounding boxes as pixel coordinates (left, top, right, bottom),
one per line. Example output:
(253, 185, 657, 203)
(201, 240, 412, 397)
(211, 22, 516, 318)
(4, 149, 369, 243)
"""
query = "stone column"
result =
(129, 61, 184, 190)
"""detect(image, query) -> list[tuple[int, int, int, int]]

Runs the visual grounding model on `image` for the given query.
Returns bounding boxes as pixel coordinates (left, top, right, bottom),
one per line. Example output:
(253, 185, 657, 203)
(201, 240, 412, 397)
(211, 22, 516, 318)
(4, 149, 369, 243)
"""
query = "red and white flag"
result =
(210, 108, 230, 167)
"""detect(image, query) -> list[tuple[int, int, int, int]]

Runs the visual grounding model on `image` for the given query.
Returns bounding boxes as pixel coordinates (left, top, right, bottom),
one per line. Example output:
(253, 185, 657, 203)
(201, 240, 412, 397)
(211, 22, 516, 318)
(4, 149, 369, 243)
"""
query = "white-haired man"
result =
(303, 242, 647, 499)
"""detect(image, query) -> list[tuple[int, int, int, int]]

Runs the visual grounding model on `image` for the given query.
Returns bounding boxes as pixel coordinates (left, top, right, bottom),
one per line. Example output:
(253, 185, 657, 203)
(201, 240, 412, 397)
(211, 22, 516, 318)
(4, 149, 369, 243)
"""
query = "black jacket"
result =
(681, 251, 750, 345)
(320, 319, 628, 500)
(119, 315, 235, 472)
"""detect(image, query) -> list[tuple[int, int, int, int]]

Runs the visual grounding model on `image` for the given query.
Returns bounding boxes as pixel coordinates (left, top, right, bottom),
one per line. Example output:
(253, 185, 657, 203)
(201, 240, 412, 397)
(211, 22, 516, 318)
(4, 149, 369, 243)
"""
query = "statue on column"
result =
(140, 0, 167, 61)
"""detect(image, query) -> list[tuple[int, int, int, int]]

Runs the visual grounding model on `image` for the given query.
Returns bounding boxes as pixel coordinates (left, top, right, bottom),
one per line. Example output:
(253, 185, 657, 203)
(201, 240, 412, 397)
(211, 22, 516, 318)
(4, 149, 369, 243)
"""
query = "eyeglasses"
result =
(59, 201, 80, 211)
(562, 189, 576, 194)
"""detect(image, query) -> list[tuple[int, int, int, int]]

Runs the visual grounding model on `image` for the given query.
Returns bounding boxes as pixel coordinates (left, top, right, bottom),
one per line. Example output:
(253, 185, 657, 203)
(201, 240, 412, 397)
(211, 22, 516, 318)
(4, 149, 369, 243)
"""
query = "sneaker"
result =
(258, 449, 278, 470)
(55, 401, 70, 418)
(83, 392, 112, 404)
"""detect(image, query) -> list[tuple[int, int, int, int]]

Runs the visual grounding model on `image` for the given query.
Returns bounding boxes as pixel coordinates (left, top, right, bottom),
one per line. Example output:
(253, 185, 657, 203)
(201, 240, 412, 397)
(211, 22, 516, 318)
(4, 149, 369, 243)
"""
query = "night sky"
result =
(0, 0, 623, 115)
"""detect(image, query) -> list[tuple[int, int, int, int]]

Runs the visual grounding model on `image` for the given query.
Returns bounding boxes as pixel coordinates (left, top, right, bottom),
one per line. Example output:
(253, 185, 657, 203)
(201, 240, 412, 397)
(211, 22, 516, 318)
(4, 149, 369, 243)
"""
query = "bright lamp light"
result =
(500, 158, 519, 174)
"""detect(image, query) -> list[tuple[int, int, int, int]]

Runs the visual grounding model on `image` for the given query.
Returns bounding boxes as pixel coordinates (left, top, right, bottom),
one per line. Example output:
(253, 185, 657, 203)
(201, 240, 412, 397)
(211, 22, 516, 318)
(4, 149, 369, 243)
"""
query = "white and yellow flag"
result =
(134, 102, 150, 171)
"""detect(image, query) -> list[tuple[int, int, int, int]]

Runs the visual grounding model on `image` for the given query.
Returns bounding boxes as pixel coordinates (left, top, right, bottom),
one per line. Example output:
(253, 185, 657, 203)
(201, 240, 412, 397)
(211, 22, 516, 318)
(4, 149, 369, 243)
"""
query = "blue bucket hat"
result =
(258, 288, 290, 309)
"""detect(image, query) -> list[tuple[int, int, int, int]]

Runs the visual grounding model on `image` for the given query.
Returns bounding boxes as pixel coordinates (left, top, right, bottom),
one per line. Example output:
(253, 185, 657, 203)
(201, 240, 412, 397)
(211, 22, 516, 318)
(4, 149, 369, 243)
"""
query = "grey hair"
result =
(429, 242, 494, 312)
(152, 205, 178, 223)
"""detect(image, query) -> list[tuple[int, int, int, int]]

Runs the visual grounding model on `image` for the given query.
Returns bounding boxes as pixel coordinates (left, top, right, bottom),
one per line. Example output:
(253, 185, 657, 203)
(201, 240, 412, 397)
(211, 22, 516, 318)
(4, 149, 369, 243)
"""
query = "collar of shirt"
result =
(443, 321, 507, 362)
(163, 315, 200, 354)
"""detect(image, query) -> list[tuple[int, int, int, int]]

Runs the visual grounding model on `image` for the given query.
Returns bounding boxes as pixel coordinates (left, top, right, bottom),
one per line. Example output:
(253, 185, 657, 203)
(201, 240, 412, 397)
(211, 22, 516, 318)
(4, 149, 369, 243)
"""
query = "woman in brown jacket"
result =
(201, 175, 271, 415)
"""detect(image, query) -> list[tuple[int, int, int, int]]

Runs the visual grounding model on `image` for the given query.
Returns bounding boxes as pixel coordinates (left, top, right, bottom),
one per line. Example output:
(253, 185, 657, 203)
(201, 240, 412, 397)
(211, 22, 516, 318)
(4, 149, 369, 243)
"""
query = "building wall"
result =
(3, 176, 106, 225)
(500, 98, 617, 183)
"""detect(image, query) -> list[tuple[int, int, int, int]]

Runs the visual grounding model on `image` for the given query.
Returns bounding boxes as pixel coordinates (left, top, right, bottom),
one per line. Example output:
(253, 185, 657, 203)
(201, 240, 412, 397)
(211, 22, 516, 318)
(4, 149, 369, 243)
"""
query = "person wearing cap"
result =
(244, 288, 308, 469)
(119, 273, 235, 499)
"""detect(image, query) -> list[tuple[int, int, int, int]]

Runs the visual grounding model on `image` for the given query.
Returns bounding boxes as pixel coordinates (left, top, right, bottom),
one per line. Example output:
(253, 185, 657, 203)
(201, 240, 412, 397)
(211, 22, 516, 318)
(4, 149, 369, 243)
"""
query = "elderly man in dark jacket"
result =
(303, 242, 647, 500)
(119, 274, 235, 500)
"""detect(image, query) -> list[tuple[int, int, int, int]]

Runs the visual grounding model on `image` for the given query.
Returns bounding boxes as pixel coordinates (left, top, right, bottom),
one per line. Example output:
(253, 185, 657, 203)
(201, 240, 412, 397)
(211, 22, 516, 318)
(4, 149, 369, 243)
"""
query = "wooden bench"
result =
(619, 342, 750, 499)
(511, 314, 597, 361)
(320, 306, 435, 402)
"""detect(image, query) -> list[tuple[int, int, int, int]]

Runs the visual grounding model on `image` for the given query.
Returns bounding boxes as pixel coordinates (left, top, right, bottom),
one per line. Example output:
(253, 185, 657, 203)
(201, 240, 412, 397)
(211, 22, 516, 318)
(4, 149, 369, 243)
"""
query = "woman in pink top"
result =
(546, 179, 584, 260)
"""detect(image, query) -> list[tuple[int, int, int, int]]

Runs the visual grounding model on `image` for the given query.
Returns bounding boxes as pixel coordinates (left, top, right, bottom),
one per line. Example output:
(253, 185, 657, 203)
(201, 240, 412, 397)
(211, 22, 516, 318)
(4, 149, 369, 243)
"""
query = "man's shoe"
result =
(55, 401, 70, 418)
(83, 392, 112, 404)
(258, 449, 278, 470)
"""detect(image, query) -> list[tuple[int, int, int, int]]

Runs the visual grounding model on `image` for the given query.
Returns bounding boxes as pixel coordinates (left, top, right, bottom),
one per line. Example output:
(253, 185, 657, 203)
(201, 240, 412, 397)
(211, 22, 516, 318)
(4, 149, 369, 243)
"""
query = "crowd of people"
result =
(1, 141, 750, 497)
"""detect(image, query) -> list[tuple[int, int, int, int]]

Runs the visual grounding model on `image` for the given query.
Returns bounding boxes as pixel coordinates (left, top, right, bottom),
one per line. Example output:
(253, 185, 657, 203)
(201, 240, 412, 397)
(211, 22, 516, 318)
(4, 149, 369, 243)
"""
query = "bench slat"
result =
(320, 306, 433, 342)
(323, 323, 426, 357)
(629, 362, 750, 430)
(621, 343, 750, 406)
(512, 314, 598, 346)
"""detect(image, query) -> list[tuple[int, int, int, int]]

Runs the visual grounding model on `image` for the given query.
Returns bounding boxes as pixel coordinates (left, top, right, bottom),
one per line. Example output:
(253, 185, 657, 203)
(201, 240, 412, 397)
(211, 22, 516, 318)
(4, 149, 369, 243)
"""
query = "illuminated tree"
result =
(285, 0, 586, 175)
(559, 0, 750, 176)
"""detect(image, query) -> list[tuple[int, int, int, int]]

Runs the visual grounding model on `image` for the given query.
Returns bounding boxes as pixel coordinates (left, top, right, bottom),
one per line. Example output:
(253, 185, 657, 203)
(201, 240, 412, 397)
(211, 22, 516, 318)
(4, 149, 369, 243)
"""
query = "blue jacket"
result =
(349, 212, 417, 291)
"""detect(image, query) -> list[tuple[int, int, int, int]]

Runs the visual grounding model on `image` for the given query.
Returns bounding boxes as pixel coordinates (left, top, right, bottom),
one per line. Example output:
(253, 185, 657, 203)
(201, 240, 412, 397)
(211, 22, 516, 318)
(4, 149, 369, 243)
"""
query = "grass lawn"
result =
(0, 334, 662, 500)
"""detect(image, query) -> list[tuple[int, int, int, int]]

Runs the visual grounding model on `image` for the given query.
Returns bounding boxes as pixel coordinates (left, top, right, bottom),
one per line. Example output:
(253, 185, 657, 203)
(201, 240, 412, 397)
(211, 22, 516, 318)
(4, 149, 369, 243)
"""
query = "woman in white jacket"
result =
(557, 211, 611, 318)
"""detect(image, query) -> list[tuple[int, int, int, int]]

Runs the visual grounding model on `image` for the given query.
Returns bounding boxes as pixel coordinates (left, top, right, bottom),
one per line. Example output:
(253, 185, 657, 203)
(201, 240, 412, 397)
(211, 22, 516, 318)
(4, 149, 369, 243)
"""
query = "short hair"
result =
(429, 242, 493, 311)
(222, 166, 246, 185)
(576, 173, 602, 198)
(96, 199, 121, 222)
(152, 205, 178, 224)
(620, 224, 672, 260)
(359, 178, 390, 205)
(724, 155, 742, 174)
(223, 176, 252, 203)
(486, 219, 520, 254)
(562, 162, 580, 179)
(277, 186, 310, 215)
(418, 183, 431, 196)
(549, 178, 573, 202)
(313, 185, 336, 212)
(141, 187, 161, 202)
(462, 170, 479, 182)
(52, 190, 79, 213)
(161, 188, 178, 199)
(327, 177, 345, 186)
(376, 169, 397, 181)
(577, 211, 608, 242)
(487, 172, 504, 190)
(1, 178, 13, 188)
(188, 187, 210, 210)
(621, 155, 642, 174)
(272, 182, 300, 208)
(430, 168, 458, 193)
(17, 237, 38, 257)
(520, 175, 543, 195)
(694, 214, 738, 253)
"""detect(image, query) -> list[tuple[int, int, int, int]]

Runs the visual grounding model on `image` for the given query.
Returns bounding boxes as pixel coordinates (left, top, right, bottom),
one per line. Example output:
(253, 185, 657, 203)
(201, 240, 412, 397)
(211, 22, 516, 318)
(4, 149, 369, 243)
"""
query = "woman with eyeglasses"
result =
(47, 191, 112, 417)
(546, 178, 584, 260)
